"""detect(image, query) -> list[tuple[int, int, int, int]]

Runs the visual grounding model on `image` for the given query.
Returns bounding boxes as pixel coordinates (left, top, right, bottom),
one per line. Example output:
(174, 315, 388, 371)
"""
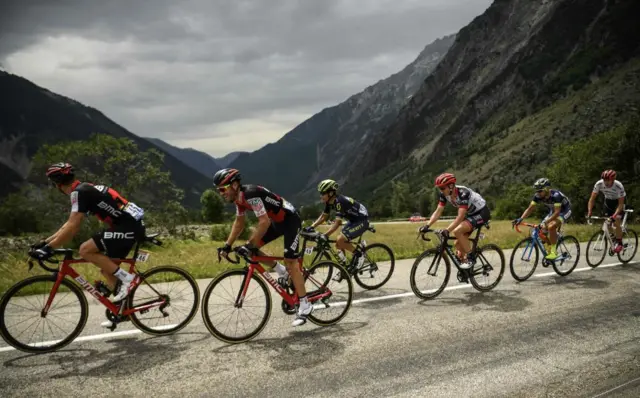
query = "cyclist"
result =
(419, 173, 491, 270)
(306, 179, 370, 269)
(587, 169, 626, 253)
(30, 163, 145, 310)
(513, 178, 571, 260)
(213, 168, 312, 327)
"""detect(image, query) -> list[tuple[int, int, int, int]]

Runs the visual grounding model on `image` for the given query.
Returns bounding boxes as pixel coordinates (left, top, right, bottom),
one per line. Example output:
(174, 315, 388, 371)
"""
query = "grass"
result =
(2, 220, 635, 295)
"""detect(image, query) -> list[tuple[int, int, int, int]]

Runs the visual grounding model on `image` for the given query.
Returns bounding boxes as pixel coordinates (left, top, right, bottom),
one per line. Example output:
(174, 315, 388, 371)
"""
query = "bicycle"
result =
(409, 221, 505, 300)
(201, 230, 353, 344)
(586, 209, 638, 267)
(509, 221, 580, 281)
(0, 233, 200, 353)
(304, 225, 395, 290)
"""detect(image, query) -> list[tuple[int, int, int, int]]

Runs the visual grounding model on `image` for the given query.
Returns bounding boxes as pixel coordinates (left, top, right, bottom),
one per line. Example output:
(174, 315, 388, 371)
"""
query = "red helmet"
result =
(46, 162, 75, 184)
(435, 173, 456, 188)
(601, 169, 616, 180)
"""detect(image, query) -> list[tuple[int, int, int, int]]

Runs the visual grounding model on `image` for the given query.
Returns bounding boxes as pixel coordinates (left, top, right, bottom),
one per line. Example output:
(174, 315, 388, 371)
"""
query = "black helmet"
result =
(533, 178, 551, 190)
(46, 162, 75, 184)
(213, 168, 241, 186)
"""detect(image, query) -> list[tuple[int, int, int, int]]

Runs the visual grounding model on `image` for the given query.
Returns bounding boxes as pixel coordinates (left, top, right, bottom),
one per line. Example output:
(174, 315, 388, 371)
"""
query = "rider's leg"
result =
(614, 217, 623, 240)
(453, 221, 473, 268)
(79, 239, 121, 289)
(544, 219, 562, 260)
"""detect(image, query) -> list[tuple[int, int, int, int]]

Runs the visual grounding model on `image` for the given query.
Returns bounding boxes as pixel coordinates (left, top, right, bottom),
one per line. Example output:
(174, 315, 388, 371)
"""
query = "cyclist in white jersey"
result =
(419, 173, 491, 269)
(587, 169, 626, 253)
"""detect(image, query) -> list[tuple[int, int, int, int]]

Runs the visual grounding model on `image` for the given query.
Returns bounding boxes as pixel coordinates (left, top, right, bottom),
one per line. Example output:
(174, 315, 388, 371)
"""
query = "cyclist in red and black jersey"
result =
(29, 163, 144, 310)
(213, 168, 312, 326)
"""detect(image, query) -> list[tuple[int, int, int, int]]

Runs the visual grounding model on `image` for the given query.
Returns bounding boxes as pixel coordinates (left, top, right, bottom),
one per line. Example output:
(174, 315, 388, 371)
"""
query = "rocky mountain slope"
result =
(145, 137, 222, 179)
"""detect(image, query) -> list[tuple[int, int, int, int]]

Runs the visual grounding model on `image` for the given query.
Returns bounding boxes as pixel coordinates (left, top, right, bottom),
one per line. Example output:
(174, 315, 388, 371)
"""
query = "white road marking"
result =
(0, 261, 634, 353)
(590, 375, 640, 398)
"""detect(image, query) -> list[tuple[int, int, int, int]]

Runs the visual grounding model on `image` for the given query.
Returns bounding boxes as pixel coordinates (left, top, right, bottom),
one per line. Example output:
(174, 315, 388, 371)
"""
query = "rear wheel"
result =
(552, 235, 580, 276)
(617, 229, 638, 264)
(353, 243, 395, 290)
(305, 261, 353, 326)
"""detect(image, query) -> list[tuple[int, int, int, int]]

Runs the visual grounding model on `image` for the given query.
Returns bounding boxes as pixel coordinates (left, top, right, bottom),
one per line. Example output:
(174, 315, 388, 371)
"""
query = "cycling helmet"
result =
(317, 179, 339, 194)
(601, 169, 616, 180)
(435, 173, 456, 188)
(213, 168, 241, 186)
(533, 178, 551, 190)
(46, 162, 75, 184)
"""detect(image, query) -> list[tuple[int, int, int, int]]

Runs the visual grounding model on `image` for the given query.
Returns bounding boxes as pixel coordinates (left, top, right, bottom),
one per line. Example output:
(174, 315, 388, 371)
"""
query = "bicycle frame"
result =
(514, 222, 566, 261)
(437, 224, 487, 271)
(587, 209, 634, 251)
(303, 230, 368, 266)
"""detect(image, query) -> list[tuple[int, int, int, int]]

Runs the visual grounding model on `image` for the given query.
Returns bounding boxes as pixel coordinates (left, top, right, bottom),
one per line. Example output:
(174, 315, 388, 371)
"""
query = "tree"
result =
(418, 192, 432, 216)
(201, 189, 225, 223)
(390, 180, 413, 217)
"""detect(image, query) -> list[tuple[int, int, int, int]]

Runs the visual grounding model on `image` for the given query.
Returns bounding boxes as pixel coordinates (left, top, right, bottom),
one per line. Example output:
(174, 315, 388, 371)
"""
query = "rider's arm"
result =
(613, 197, 625, 219)
(225, 215, 245, 246)
(587, 192, 598, 217)
(426, 205, 445, 228)
(446, 207, 468, 233)
(310, 212, 328, 229)
(48, 212, 83, 248)
(45, 220, 69, 243)
(247, 213, 270, 247)
(324, 217, 343, 236)
(519, 202, 536, 220)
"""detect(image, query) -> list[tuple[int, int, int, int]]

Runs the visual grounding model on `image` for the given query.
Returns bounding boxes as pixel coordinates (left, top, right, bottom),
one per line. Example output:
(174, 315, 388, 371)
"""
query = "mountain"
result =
(345, 0, 640, 203)
(229, 34, 457, 200)
(145, 137, 222, 178)
(215, 151, 247, 168)
(0, 71, 212, 207)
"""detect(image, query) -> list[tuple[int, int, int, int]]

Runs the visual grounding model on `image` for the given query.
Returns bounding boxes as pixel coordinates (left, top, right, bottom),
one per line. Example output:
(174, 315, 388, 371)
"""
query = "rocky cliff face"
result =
(346, 0, 640, 195)
(229, 34, 456, 200)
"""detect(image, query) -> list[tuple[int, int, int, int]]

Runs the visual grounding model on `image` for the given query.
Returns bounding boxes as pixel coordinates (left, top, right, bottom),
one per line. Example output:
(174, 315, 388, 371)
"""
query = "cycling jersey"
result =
(70, 182, 144, 227)
(323, 195, 368, 222)
(592, 179, 626, 200)
(438, 185, 486, 215)
(235, 185, 297, 222)
(531, 189, 571, 213)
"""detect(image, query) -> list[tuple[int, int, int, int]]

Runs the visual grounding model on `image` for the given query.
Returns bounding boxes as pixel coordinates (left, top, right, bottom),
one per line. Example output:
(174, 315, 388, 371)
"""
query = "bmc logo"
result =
(104, 231, 135, 239)
(265, 196, 280, 207)
(98, 201, 122, 217)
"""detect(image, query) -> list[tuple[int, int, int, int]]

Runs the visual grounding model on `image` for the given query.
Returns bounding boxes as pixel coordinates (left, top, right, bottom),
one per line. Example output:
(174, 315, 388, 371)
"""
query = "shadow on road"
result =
(211, 321, 368, 371)
(534, 274, 611, 290)
(2, 332, 210, 379)
(417, 289, 532, 313)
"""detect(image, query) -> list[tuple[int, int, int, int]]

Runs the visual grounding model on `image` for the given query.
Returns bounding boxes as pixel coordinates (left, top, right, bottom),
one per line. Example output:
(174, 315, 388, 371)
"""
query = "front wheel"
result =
(0, 275, 88, 353)
(128, 265, 200, 335)
(409, 248, 450, 300)
(552, 235, 580, 276)
(469, 244, 505, 292)
(617, 229, 638, 264)
(509, 238, 539, 282)
(586, 231, 607, 268)
(353, 243, 395, 290)
(201, 269, 272, 344)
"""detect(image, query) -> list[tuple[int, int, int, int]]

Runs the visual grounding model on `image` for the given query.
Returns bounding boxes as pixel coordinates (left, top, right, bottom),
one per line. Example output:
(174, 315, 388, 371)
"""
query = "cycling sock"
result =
(113, 268, 133, 282)
(299, 295, 308, 305)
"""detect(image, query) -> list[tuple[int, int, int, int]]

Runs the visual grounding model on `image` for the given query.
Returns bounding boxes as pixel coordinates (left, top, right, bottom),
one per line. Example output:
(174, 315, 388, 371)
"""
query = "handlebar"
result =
(512, 221, 539, 233)
(27, 248, 73, 273)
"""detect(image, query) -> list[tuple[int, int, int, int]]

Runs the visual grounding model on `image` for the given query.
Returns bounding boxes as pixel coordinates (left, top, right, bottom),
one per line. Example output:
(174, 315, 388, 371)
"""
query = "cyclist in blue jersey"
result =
(306, 179, 370, 269)
(513, 178, 572, 260)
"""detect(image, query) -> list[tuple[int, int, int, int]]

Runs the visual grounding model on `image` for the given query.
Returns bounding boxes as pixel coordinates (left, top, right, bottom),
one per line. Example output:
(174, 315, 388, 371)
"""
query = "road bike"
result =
(0, 233, 200, 353)
(409, 221, 505, 300)
(304, 225, 395, 290)
(201, 230, 353, 344)
(509, 222, 580, 281)
(586, 209, 637, 267)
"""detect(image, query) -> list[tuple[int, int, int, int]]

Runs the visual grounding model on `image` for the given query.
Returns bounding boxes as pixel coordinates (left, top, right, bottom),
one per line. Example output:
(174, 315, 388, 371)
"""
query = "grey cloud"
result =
(2, 0, 493, 155)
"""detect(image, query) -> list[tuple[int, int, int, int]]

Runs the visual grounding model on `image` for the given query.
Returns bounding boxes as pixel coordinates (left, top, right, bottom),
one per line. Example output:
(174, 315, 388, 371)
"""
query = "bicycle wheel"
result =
(354, 243, 395, 290)
(409, 248, 450, 300)
(0, 275, 88, 353)
(201, 269, 271, 344)
(509, 238, 539, 282)
(128, 266, 200, 335)
(586, 231, 607, 268)
(469, 244, 505, 292)
(552, 235, 580, 276)
(306, 261, 353, 326)
(617, 229, 638, 264)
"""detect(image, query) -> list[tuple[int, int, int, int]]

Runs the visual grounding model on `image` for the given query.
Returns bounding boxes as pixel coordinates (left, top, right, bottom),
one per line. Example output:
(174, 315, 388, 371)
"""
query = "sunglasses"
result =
(217, 184, 232, 193)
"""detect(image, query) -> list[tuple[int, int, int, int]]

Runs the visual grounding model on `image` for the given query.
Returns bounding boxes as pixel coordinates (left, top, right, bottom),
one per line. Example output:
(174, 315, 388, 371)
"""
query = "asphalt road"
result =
(0, 242, 638, 398)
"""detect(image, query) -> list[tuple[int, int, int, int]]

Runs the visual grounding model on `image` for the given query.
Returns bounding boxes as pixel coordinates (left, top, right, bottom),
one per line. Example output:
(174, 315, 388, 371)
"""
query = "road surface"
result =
(0, 243, 638, 397)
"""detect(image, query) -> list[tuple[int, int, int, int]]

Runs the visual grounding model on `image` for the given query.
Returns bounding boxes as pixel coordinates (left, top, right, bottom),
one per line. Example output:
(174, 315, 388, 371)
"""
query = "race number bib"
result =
(136, 251, 150, 262)
(123, 202, 145, 221)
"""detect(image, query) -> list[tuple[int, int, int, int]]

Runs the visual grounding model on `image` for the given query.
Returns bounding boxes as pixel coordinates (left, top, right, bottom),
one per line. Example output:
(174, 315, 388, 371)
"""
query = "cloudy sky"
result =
(1, 0, 491, 157)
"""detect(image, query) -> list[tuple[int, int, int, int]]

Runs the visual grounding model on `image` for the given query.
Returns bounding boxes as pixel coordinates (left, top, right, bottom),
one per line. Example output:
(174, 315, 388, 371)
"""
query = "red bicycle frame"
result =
(235, 254, 332, 308)
(42, 257, 166, 317)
